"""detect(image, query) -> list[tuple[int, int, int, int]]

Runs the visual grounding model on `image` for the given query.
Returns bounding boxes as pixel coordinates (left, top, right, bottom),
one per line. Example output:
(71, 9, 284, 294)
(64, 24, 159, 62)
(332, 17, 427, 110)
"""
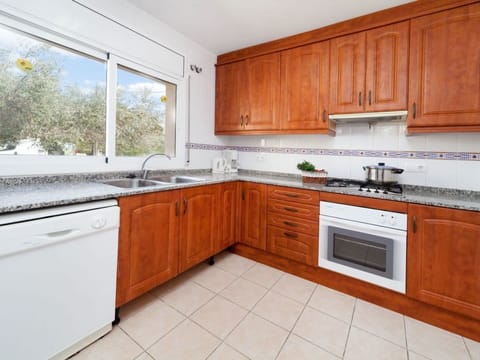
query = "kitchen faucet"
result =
(141, 153, 171, 179)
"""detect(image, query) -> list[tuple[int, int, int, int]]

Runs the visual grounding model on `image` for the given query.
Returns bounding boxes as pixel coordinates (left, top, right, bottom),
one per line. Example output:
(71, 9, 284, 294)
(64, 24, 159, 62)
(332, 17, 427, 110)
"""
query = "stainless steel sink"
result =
(102, 178, 170, 188)
(148, 175, 205, 184)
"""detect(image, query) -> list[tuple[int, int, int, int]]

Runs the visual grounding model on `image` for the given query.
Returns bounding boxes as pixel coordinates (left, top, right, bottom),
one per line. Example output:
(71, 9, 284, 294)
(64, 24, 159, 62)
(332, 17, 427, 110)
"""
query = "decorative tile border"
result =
(186, 143, 480, 161)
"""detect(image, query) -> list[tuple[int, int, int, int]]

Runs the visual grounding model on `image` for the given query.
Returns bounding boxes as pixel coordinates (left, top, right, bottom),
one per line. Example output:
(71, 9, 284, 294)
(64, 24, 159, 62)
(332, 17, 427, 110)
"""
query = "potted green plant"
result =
(297, 160, 328, 184)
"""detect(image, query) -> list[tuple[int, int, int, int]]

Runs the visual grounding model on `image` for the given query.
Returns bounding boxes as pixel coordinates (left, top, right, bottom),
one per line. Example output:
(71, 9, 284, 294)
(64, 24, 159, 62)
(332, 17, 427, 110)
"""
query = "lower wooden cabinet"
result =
(239, 182, 267, 250)
(407, 204, 480, 320)
(217, 182, 239, 252)
(116, 191, 179, 307)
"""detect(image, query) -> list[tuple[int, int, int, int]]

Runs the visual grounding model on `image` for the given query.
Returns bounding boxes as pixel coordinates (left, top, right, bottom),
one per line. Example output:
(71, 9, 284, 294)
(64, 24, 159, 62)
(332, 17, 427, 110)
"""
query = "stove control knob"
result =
(389, 216, 396, 226)
(380, 214, 387, 224)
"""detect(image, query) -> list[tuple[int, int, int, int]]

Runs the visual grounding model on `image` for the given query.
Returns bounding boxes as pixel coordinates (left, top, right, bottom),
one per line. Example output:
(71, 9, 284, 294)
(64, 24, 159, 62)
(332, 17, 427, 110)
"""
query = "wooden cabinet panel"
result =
(330, 32, 366, 114)
(179, 185, 220, 272)
(280, 42, 330, 130)
(268, 185, 319, 205)
(240, 182, 267, 250)
(267, 226, 318, 266)
(408, 204, 480, 319)
(268, 199, 318, 220)
(408, 4, 480, 132)
(116, 192, 179, 307)
(268, 213, 318, 235)
(365, 21, 408, 112)
(217, 182, 238, 252)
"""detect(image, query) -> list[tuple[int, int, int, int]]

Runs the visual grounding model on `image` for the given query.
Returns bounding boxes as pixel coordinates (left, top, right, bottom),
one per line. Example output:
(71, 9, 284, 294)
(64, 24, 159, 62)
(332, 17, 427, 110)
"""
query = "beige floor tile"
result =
(220, 277, 268, 309)
(308, 285, 356, 323)
(207, 343, 248, 360)
(408, 351, 430, 360)
(214, 252, 256, 276)
(405, 317, 470, 360)
(252, 291, 304, 330)
(191, 265, 238, 293)
(156, 280, 215, 316)
(148, 319, 220, 360)
(242, 262, 284, 288)
(352, 299, 406, 347)
(191, 295, 248, 339)
(271, 273, 317, 304)
(293, 306, 350, 357)
(344, 326, 407, 360)
(134, 352, 154, 360)
(72, 327, 143, 360)
(119, 300, 185, 349)
(120, 292, 159, 321)
(226, 313, 289, 360)
(465, 338, 480, 360)
(277, 334, 339, 360)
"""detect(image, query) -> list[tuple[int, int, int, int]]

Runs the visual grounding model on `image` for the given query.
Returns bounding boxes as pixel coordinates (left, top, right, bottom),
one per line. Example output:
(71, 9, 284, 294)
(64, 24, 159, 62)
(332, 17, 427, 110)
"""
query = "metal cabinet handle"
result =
(284, 207, 298, 213)
(284, 193, 300, 198)
(412, 102, 417, 119)
(283, 221, 298, 227)
(413, 215, 417, 233)
(368, 90, 372, 106)
(245, 114, 249, 126)
(240, 115, 243, 127)
(175, 200, 179, 216)
(183, 198, 188, 215)
(284, 232, 298, 239)
(241, 190, 245, 201)
(359, 91, 362, 106)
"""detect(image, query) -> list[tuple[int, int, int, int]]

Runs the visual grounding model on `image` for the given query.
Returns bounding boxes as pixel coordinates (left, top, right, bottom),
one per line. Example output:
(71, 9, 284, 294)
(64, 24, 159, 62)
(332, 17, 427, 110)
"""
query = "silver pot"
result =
(363, 162, 404, 184)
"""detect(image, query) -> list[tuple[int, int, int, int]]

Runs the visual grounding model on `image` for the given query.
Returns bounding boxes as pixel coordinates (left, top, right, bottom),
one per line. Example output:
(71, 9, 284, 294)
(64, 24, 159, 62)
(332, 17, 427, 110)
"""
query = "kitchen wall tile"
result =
(344, 327, 407, 360)
(207, 344, 248, 360)
(276, 334, 339, 360)
(190, 265, 237, 293)
(464, 337, 480, 360)
(457, 161, 480, 191)
(352, 299, 406, 347)
(191, 295, 247, 339)
(456, 133, 480, 152)
(241, 262, 284, 289)
(219, 277, 268, 310)
(348, 123, 374, 150)
(424, 160, 458, 188)
(424, 133, 458, 152)
(271, 273, 317, 304)
(225, 313, 289, 360)
(307, 285, 356, 324)
(214, 252, 256, 276)
(405, 317, 470, 360)
(398, 125, 426, 151)
(72, 327, 143, 360)
(147, 319, 220, 360)
(372, 122, 400, 150)
(119, 300, 185, 349)
(252, 291, 304, 330)
(293, 306, 350, 357)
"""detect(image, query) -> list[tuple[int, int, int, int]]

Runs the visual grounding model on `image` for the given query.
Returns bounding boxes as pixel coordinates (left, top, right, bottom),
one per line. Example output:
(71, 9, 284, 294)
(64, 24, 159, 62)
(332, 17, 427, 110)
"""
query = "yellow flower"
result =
(16, 58, 33, 72)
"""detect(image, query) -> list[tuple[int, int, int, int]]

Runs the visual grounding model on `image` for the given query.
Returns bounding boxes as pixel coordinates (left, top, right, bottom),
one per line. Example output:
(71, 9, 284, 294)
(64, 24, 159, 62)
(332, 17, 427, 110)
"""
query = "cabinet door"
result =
(217, 182, 238, 251)
(365, 21, 408, 112)
(116, 192, 179, 307)
(408, 204, 480, 320)
(244, 53, 281, 131)
(240, 182, 267, 250)
(215, 61, 246, 133)
(280, 42, 330, 130)
(408, 4, 480, 132)
(330, 32, 366, 114)
(179, 185, 220, 272)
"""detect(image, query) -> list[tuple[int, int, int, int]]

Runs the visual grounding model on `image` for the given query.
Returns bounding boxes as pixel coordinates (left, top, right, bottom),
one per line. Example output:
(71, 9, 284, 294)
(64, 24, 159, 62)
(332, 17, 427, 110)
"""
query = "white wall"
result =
(0, 0, 222, 175)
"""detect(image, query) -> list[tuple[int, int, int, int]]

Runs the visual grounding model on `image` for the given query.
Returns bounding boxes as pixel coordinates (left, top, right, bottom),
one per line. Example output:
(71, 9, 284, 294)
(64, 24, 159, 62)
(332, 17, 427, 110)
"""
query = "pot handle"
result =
(392, 168, 404, 174)
(362, 166, 367, 170)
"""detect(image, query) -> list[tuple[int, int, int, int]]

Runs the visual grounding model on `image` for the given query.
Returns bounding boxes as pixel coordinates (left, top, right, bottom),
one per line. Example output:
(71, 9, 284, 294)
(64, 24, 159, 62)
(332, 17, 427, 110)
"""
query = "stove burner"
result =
(326, 178, 403, 195)
(326, 178, 364, 187)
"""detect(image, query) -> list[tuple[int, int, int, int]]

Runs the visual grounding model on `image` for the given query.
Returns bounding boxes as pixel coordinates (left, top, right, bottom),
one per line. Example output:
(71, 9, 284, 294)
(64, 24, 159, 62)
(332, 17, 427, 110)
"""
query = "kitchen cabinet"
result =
(239, 182, 267, 250)
(116, 191, 179, 307)
(215, 53, 280, 134)
(407, 204, 480, 320)
(267, 186, 319, 265)
(280, 41, 333, 133)
(179, 184, 220, 272)
(329, 21, 408, 114)
(216, 182, 239, 252)
(407, 3, 480, 133)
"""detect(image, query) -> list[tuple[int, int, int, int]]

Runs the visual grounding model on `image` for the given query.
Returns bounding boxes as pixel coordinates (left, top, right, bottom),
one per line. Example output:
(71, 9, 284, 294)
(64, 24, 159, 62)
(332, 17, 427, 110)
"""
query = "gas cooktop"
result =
(326, 178, 403, 195)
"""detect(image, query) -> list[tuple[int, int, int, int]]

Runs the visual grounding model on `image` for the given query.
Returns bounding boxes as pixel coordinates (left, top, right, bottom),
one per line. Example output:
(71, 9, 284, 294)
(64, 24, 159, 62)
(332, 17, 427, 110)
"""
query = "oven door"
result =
(319, 215, 406, 293)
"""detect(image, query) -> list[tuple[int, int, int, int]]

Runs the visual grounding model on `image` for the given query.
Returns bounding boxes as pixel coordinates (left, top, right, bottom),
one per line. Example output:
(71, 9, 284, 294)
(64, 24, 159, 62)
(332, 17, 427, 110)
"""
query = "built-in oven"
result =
(319, 201, 407, 293)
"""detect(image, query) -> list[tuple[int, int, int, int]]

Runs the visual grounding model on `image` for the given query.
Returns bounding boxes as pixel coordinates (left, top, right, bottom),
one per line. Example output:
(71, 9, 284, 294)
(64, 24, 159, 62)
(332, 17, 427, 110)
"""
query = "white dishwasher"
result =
(0, 199, 120, 360)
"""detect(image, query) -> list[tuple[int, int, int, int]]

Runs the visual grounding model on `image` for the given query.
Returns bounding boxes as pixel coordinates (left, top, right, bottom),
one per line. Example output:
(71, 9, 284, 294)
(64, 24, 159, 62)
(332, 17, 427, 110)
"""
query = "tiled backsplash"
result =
(197, 122, 480, 190)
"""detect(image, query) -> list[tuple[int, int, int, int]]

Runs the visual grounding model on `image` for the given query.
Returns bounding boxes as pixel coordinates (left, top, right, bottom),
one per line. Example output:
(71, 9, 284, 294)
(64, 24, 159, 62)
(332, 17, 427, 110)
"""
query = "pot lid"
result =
(364, 162, 402, 170)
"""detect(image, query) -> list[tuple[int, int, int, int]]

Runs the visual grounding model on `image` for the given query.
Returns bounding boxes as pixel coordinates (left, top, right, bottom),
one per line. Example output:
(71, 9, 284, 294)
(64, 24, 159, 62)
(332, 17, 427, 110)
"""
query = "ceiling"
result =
(128, 0, 414, 55)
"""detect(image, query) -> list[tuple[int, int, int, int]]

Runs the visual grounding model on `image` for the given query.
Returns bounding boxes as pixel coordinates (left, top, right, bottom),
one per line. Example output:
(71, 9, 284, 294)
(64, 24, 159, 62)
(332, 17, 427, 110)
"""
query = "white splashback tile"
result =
(424, 133, 458, 152)
(457, 161, 480, 191)
(372, 123, 400, 150)
(424, 160, 458, 189)
(457, 133, 480, 152)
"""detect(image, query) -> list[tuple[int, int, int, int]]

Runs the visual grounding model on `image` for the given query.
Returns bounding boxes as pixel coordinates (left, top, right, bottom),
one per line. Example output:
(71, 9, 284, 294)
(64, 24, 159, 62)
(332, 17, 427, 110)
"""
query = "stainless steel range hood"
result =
(329, 110, 408, 123)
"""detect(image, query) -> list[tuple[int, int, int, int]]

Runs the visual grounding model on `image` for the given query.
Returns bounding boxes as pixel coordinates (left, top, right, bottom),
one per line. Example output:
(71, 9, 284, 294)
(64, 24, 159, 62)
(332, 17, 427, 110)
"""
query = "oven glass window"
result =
(333, 234, 387, 272)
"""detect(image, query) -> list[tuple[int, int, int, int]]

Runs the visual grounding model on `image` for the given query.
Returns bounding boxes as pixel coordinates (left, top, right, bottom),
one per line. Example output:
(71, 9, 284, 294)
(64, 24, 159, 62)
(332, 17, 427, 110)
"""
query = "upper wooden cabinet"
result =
(407, 204, 480, 320)
(407, 3, 480, 133)
(280, 41, 333, 133)
(330, 21, 409, 114)
(215, 53, 280, 134)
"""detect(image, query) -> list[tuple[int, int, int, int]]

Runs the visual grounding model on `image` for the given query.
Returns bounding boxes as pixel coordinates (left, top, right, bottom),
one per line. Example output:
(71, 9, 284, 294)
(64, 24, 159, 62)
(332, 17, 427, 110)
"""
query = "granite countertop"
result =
(0, 170, 479, 214)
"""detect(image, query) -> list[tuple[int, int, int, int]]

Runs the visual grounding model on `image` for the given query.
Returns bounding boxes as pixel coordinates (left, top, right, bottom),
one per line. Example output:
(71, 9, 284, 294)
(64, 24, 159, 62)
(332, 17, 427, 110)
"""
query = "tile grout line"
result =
(404, 315, 410, 360)
(341, 298, 357, 359)
(463, 336, 474, 360)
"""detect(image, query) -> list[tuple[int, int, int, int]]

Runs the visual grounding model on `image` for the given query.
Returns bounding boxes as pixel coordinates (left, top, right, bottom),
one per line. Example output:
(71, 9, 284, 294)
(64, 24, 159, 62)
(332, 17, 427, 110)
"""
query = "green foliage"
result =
(297, 160, 316, 172)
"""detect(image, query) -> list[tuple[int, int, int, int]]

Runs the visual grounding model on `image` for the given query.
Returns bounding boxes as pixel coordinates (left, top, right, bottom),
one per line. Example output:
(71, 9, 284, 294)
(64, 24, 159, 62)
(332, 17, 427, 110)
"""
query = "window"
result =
(0, 25, 106, 156)
(116, 65, 176, 157)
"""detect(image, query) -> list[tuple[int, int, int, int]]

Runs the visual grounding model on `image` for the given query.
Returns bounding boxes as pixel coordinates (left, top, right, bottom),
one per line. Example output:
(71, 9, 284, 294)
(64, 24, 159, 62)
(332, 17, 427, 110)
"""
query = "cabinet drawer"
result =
(268, 213, 318, 235)
(268, 185, 319, 205)
(268, 199, 318, 220)
(267, 225, 318, 265)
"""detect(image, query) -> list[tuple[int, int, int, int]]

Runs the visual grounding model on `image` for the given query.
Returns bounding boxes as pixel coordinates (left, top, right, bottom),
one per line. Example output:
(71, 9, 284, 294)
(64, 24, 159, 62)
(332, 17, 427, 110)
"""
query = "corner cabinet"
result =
(407, 3, 480, 133)
(116, 191, 179, 307)
(217, 182, 239, 252)
(239, 182, 267, 250)
(215, 53, 280, 134)
(407, 204, 480, 320)
(329, 21, 409, 114)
